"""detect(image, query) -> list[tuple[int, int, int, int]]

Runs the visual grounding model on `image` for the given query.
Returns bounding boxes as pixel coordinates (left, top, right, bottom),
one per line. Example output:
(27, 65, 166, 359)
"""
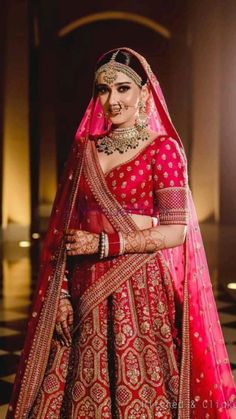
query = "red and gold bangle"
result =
(107, 232, 120, 256)
(106, 231, 126, 257)
(99, 231, 126, 258)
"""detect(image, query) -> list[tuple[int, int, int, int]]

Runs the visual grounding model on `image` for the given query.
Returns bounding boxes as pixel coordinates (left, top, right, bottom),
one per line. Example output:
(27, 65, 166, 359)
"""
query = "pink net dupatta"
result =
(7, 48, 236, 419)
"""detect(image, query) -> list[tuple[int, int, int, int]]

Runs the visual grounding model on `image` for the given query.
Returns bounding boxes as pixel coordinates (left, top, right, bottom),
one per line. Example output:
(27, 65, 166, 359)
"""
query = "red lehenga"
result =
(6, 48, 236, 419)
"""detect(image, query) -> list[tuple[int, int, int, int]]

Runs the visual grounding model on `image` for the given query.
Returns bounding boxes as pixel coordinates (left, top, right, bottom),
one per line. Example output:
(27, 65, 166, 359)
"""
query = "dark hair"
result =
(95, 49, 148, 86)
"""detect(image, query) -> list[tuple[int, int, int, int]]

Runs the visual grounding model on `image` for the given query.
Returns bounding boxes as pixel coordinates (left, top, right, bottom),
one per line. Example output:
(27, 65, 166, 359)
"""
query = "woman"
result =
(7, 48, 236, 418)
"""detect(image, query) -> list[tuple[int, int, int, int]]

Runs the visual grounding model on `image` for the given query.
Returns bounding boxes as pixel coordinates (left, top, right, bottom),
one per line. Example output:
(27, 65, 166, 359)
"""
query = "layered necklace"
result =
(95, 126, 150, 155)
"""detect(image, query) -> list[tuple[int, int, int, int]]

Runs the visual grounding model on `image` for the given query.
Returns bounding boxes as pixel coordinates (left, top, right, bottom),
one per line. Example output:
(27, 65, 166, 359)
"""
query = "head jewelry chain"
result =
(95, 50, 142, 87)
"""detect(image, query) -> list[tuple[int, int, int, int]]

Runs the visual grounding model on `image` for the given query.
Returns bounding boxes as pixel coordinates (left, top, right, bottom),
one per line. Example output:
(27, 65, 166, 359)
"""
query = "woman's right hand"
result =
(65, 229, 99, 255)
(55, 297, 73, 347)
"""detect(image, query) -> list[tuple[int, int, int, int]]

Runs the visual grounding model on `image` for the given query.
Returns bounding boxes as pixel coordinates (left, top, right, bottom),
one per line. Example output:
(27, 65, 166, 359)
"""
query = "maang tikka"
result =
(95, 51, 142, 87)
(101, 51, 119, 85)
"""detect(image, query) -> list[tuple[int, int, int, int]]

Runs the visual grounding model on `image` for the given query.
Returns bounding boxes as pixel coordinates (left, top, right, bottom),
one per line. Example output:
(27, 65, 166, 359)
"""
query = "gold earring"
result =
(135, 99, 148, 130)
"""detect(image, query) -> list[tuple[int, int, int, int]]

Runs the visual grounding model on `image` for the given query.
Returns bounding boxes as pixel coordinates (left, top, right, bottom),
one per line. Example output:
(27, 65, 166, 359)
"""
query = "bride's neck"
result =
(111, 123, 135, 130)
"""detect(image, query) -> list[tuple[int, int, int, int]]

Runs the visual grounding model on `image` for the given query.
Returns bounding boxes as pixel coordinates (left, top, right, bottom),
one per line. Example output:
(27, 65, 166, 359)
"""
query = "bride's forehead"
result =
(97, 71, 133, 85)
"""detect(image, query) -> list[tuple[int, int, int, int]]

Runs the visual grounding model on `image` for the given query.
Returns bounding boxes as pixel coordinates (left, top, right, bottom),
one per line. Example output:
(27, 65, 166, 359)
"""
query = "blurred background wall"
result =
(0, 0, 236, 287)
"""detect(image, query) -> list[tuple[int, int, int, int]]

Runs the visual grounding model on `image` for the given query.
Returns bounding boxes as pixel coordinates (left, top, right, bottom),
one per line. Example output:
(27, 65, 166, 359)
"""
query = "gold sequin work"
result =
(102, 136, 189, 223)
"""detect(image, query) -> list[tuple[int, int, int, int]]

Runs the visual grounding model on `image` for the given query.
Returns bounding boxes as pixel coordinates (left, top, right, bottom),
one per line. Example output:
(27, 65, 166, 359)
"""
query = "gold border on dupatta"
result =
(73, 252, 156, 334)
(79, 138, 157, 321)
(15, 140, 86, 418)
(177, 219, 190, 418)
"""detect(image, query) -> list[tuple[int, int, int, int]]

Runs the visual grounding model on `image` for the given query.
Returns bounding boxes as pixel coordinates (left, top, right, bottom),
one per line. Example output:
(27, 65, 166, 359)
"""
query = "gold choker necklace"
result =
(96, 126, 150, 155)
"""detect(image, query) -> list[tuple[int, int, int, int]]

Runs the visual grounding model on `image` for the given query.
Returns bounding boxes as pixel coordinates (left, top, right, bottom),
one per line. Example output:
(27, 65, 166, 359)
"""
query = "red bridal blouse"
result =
(79, 135, 189, 230)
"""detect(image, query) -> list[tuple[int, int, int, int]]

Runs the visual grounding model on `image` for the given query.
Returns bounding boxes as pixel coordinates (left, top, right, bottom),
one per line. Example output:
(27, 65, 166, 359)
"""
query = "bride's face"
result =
(96, 71, 144, 128)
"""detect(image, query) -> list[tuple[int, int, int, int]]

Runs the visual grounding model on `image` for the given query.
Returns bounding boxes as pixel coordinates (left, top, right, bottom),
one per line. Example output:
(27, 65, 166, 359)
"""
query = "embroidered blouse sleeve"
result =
(153, 136, 189, 225)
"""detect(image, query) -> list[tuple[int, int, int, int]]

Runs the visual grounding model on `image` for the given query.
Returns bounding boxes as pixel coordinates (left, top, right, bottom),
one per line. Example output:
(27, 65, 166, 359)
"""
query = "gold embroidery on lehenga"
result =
(116, 385, 133, 407)
(97, 398, 112, 418)
(64, 252, 181, 418)
(43, 374, 60, 394)
(123, 350, 142, 387)
(41, 391, 64, 418)
(90, 382, 107, 404)
(75, 396, 96, 418)
(71, 381, 86, 402)
(79, 317, 94, 346)
(144, 347, 162, 384)
(75, 253, 156, 333)
(133, 337, 145, 352)
(138, 383, 156, 404)
(54, 343, 70, 382)
(69, 302, 112, 418)
(124, 399, 152, 419)
(81, 347, 96, 385)
(91, 335, 104, 351)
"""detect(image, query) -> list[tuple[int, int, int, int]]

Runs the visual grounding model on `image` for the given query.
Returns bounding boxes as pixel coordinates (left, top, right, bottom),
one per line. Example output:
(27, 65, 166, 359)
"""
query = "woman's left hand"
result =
(55, 297, 73, 347)
(65, 229, 99, 256)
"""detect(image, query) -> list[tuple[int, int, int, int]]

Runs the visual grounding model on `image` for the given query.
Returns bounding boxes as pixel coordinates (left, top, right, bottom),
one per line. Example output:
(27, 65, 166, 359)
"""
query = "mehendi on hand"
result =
(65, 229, 100, 255)
(123, 229, 167, 254)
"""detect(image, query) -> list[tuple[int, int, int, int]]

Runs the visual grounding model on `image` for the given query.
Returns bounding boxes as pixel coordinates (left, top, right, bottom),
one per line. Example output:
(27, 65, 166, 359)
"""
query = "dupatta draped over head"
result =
(7, 48, 236, 418)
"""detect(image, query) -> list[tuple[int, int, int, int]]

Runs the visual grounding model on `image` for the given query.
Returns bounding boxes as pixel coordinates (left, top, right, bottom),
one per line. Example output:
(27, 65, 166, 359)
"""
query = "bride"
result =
(7, 48, 236, 418)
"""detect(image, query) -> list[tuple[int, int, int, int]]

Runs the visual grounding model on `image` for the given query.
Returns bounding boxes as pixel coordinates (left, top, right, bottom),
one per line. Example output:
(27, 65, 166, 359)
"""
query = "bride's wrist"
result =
(123, 229, 165, 254)
(60, 291, 71, 300)
(92, 233, 100, 254)
(98, 231, 126, 259)
(123, 231, 146, 254)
